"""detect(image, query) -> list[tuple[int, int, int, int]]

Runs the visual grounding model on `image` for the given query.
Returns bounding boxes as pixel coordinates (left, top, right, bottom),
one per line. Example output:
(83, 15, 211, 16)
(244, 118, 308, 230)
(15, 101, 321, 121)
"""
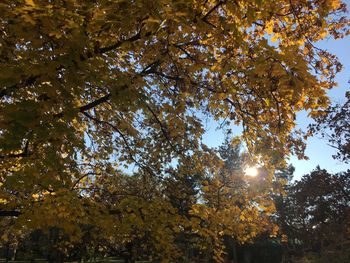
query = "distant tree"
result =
(312, 90, 350, 163)
(276, 167, 350, 260)
(198, 136, 278, 262)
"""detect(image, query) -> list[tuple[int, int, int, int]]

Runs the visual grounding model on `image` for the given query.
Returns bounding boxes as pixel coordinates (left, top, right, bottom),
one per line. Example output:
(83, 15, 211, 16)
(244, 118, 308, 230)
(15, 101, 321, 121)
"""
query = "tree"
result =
(0, 0, 349, 261)
(312, 90, 350, 163)
(276, 167, 350, 261)
(90, 137, 277, 262)
(199, 136, 278, 262)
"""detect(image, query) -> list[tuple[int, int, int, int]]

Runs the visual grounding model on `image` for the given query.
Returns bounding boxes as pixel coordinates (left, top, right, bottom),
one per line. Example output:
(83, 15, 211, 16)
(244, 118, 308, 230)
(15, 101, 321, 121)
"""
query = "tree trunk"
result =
(232, 241, 238, 263)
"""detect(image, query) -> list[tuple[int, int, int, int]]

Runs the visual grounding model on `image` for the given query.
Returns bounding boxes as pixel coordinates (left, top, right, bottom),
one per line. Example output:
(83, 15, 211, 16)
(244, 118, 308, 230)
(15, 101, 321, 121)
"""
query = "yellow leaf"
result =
(265, 21, 274, 34)
(25, 0, 35, 6)
(271, 34, 279, 42)
(330, 0, 341, 9)
(319, 30, 328, 39)
(144, 17, 161, 24)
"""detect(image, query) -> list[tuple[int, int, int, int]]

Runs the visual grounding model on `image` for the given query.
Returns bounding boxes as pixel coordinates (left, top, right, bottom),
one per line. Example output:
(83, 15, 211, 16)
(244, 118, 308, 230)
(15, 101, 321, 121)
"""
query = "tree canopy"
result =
(1, 0, 349, 262)
(275, 167, 350, 261)
(312, 90, 350, 163)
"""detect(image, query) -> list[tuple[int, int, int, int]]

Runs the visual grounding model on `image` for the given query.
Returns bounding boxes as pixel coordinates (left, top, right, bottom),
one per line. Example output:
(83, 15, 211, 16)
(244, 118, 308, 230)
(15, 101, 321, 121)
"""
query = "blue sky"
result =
(289, 35, 350, 179)
(203, 28, 350, 180)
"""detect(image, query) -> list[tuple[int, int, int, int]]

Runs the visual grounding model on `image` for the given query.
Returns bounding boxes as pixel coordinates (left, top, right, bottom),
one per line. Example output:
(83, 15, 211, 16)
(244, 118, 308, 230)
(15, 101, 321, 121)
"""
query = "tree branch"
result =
(202, 1, 225, 21)
(79, 93, 111, 112)
(98, 31, 142, 54)
(0, 210, 21, 217)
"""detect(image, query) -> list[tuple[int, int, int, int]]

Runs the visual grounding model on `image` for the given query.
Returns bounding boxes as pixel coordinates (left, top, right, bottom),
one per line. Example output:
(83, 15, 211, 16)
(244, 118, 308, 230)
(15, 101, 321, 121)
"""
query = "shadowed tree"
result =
(276, 167, 350, 261)
(312, 90, 350, 163)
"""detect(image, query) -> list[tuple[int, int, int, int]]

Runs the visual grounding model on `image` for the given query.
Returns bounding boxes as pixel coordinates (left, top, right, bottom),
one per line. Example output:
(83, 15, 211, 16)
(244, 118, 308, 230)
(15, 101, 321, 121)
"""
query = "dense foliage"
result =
(1, 0, 349, 262)
(275, 167, 350, 262)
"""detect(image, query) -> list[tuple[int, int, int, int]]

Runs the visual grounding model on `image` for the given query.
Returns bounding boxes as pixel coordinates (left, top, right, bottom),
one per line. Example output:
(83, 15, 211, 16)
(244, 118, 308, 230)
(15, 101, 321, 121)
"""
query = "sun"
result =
(244, 166, 259, 177)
